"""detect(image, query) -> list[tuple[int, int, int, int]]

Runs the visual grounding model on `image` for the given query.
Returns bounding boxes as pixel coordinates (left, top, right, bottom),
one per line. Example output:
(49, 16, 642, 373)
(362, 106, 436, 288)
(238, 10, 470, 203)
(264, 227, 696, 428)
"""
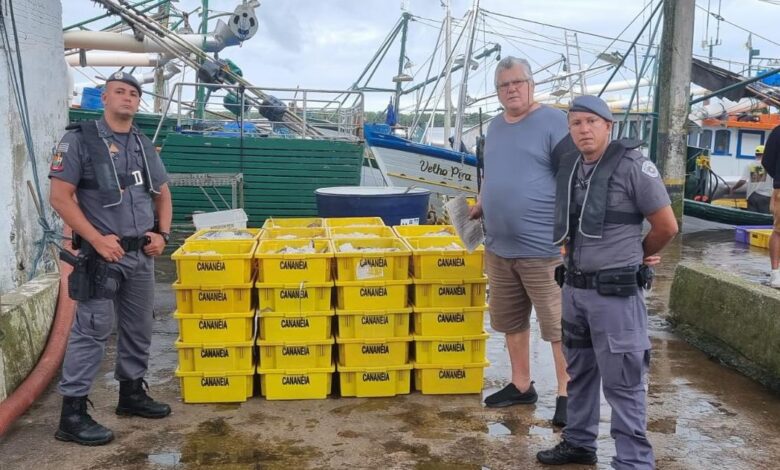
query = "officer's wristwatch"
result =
(159, 231, 170, 244)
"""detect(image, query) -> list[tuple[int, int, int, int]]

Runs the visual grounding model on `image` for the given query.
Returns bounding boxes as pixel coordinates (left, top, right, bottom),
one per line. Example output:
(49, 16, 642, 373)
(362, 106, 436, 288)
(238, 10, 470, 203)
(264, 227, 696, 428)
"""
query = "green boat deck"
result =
(159, 133, 363, 227)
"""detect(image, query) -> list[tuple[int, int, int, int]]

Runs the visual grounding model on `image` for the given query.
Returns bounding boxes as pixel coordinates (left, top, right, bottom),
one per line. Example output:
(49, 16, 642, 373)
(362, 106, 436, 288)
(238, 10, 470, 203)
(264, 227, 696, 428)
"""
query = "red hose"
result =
(0, 237, 76, 436)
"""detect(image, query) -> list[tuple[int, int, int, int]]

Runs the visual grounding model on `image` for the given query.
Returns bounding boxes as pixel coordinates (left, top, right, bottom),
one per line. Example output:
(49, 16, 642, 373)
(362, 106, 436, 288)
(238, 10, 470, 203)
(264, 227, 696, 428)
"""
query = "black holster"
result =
(637, 264, 654, 290)
(60, 250, 93, 301)
(596, 266, 639, 297)
(554, 264, 566, 288)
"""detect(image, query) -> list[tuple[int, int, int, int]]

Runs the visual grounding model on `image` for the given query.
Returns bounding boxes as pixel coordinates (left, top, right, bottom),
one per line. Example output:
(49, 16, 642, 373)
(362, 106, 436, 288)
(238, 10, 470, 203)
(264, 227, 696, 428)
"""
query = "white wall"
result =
(0, 0, 68, 292)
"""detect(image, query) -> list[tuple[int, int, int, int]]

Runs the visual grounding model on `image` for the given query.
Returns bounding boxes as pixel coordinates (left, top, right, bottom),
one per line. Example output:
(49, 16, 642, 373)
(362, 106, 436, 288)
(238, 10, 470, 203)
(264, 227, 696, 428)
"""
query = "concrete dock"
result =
(1, 218, 779, 469)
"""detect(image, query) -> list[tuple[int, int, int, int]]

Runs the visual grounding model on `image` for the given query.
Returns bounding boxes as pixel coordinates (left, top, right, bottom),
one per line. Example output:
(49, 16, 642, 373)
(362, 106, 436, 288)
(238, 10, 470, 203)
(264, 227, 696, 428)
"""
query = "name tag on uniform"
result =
(131, 170, 144, 186)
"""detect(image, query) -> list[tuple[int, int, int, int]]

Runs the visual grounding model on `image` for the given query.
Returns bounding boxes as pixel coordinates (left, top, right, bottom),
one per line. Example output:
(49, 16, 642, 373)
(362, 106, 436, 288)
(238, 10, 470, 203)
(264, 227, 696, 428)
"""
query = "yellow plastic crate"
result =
(171, 240, 257, 285)
(392, 225, 457, 238)
(175, 339, 254, 372)
(406, 237, 484, 280)
(337, 363, 412, 397)
(256, 281, 334, 312)
(259, 310, 334, 341)
(412, 306, 486, 336)
(184, 228, 262, 244)
(333, 238, 411, 281)
(255, 239, 334, 283)
(172, 281, 254, 314)
(174, 311, 255, 343)
(413, 333, 489, 365)
(336, 335, 412, 367)
(335, 308, 412, 339)
(413, 361, 489, 395)
(256, 338, 334, 369)
(712, 198, 748, 209)
(260, 227, 328, 239)
(749, 229, 773, 249)
(411, 277, 488, 308)
(176, 368, 254, 403)
(329, 226, 397, 239)
(257, 364, 334, 400)
(335, 279, 411, 310)
(325, 217, 385, 227)
(262, 217, 324, 229)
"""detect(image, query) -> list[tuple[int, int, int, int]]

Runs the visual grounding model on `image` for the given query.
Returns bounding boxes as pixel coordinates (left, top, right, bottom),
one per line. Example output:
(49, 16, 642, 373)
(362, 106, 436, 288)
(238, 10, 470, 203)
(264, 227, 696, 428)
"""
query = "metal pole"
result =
(443, 0, 452, 144)
(394, 13, 411, 113)
(63, 0, 158, 30)
(454, 0, 480, 152)
(598, 0, 663, 97)
(195, 0, 209, 119)
(656, 0, 695, 226)
(153, 2, 171, 113)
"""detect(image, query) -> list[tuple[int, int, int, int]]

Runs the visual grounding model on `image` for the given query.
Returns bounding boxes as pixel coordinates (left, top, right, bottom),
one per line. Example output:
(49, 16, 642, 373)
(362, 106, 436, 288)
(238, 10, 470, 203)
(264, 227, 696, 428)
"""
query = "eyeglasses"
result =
(497, 78, 531, 92)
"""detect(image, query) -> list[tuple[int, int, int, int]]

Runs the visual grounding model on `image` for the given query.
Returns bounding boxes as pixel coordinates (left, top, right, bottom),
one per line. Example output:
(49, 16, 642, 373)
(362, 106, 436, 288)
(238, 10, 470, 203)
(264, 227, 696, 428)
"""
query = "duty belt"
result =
(120, 236, 151, 251)
(564, 265, 643, 290)
(72, 233, 150, 251)
(564, 271, 599, 289)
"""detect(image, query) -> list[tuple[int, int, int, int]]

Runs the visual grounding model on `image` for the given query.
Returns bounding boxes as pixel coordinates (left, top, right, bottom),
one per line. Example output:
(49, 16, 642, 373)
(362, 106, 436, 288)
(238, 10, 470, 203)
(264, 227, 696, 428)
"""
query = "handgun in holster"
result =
(60, 249, 93, 301)
(637, 264, 654, 290)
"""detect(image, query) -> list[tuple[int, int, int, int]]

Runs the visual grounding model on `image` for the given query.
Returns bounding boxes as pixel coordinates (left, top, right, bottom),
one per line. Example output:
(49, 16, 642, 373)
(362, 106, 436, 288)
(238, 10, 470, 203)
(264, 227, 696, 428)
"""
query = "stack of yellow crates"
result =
(171, 229, 260, 403)
(396, 225, 489, 395)
(255, 217, 336, 400)
(330, 217, 414, 397)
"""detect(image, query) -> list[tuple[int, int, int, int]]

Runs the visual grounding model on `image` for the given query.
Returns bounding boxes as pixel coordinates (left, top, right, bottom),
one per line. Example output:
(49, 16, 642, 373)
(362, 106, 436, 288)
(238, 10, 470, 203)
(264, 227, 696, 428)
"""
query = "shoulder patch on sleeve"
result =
(641, 160, 659, 178)
(50, 150, 64, 172)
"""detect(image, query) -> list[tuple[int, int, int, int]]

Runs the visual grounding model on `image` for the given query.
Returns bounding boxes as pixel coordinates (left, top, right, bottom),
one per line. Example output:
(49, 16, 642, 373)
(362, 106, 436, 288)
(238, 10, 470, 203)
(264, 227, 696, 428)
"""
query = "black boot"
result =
(537, 440, 597, 465)
(552, 396, 567, 427)
(54, 396, 114, 446)
(116, 378, 171, 419)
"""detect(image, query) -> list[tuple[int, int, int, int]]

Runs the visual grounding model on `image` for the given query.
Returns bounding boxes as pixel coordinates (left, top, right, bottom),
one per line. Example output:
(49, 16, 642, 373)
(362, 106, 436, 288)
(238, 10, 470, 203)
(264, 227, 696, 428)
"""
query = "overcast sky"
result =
(61, 0, 780, 112)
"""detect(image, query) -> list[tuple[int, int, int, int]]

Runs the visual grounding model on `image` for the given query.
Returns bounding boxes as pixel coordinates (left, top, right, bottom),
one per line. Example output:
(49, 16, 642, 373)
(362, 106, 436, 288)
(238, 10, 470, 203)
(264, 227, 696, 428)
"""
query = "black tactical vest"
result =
(553, 139, 644, 245)
(70, 120, 161, 207)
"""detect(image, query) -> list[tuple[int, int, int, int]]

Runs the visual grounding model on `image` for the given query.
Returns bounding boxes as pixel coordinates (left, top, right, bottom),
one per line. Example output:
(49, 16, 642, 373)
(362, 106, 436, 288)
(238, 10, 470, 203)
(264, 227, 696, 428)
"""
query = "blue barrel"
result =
(315, 186, 431, 226)
(80, 87, 104, 110)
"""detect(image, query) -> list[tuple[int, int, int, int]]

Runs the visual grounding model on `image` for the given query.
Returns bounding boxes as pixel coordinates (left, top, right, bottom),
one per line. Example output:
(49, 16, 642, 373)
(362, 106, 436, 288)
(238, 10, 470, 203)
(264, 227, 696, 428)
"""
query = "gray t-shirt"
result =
(568, 150, 671, 272)
(481, 105, 568, 258)
(48, 118, 169, 238)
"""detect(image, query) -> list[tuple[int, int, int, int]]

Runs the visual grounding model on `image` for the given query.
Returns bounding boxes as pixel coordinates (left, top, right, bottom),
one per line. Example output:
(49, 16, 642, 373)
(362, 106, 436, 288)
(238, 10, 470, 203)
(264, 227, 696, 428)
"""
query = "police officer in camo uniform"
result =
(537, 96, 678, 468)
(49, 72, 173, 446)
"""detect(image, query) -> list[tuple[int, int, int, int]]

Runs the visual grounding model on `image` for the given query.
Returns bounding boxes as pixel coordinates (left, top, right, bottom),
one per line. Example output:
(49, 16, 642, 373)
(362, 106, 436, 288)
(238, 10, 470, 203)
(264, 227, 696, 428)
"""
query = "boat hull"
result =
(684, 198, 773, 225)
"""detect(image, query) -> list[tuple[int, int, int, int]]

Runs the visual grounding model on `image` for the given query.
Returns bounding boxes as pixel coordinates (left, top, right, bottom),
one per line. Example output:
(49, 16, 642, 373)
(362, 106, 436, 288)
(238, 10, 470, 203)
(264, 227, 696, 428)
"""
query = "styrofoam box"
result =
(193, 209, 248, 230)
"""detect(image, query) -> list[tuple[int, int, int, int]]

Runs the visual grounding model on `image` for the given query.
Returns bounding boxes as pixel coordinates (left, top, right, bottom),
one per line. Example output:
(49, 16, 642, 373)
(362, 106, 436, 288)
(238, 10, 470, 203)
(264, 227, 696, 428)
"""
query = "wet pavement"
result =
(1, 217, 779, 469)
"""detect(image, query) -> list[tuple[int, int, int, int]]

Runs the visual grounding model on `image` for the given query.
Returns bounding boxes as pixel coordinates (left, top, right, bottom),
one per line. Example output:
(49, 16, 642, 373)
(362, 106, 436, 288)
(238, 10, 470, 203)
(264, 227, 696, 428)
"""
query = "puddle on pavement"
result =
(174, 418, 320, 468)
(394, 402, 488, 438)
(486, 422, 510, 437)
(147, 451, 182, 467)
(329, 398, 393, 416)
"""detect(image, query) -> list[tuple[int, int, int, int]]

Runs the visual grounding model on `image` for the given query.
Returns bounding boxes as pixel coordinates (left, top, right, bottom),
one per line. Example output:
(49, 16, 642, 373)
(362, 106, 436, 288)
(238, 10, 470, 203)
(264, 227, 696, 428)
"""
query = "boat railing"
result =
(153, 82, 365, 143)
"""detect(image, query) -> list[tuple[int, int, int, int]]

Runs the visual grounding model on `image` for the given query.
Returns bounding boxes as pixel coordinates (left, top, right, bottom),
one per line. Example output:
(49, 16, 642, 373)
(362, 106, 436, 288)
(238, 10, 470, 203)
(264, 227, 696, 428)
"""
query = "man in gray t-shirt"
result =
(469, 57, 572, 426)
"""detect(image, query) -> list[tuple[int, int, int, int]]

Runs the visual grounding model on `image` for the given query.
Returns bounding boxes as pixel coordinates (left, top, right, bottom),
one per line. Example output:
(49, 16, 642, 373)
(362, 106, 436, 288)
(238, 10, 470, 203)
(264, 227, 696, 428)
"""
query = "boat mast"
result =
(443, 0, 452, 145)
(153, 1, 171, 113)
(394, 12, 411, 117)
(195, 0, 209, 119)
(453, 0, 479, 152)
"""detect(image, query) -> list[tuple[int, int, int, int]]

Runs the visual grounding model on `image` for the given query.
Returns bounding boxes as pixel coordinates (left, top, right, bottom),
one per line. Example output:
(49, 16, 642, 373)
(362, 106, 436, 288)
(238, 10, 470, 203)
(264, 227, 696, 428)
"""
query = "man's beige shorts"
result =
(773, 189, 780, 234)
(485, 251, 562, 342)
